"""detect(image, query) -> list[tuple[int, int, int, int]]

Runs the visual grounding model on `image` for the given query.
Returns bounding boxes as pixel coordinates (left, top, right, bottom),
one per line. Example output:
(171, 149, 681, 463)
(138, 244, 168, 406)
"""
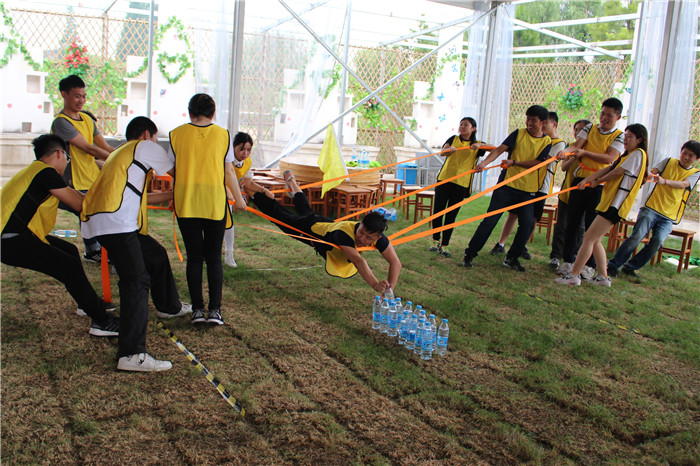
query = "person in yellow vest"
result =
(51, 74, 115, 263)
(558, 98, 625, 279)
(548, 119, 590, 269)
(607, 140, 700, 278)
(491, 111, 566, 260)
(82, 117, 195, 371)
(223, 132, 275, 268)
(169, 94, 247, 326)
(428, 117, 488, 258)
(556, 124, 649, 287)
(252, 170, 401, 292)
(461, 105, 552, 272)
(1, 134, 119, 338)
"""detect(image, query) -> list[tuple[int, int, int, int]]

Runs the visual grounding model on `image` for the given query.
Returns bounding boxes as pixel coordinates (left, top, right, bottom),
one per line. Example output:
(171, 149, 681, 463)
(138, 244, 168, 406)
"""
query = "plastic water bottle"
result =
(436, 319, 449, 356)
(395, 297, 403, 314)
(404, 301, 413, 315)
(384, 286, 394, 302)
(414, 317, 425, 355)
(380, 298, 389, 333)
(429, 314, 438, 346)
(384, 208, 397, 221)
(398, 310, 410, 345)
(421, 322, 434, 360)
(362, 149, 369, 168)
(405, 314, 418, 350)
(351, 147, 357, 165)
(387, 300, 399, 337)
(372, 296, 381, 330)
(52, 229, 77, 238)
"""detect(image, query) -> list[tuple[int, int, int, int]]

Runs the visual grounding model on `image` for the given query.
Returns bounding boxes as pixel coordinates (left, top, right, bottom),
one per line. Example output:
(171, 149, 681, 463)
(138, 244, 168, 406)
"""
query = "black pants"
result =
(58, 189, 101, 253)
(138, 234, 182, 315)
(1, 233, 108, 322)
(562, 180, 603, 266)
(550, 200, 584, 260)
(177, 217, 226, 311)
(253, 191, 332, 255)
(96, 231, 149, 358)
(432, 182, 470, 247)
(464, 185, 535, 261)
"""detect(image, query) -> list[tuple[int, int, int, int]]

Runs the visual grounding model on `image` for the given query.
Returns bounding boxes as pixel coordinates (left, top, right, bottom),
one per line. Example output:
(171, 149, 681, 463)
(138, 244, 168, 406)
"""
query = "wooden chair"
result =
(650, 228, 696, 273)
(327, 186, 372, 218)
(530, 204, 557, 245)
(380, 174, 404, 208)
(303, 185, 328, 217)
(402, 185, 435, 223)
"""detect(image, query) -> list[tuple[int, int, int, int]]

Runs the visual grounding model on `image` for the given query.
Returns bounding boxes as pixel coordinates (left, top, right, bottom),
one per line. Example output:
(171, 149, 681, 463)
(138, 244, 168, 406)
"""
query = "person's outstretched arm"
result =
(380, 243, 402, 290)
(340, 245, 388, 293)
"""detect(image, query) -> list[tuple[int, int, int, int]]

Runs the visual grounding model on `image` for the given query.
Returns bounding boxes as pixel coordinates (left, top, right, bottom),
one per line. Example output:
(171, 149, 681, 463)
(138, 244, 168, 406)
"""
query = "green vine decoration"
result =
(0, 2, 41, 70)
(126, 16, 194, 84)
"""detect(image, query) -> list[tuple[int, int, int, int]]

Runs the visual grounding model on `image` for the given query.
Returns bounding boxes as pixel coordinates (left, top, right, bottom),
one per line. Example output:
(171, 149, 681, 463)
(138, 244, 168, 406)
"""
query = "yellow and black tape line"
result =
(157, 322, 244, 416)
(526, 293, 642, 335)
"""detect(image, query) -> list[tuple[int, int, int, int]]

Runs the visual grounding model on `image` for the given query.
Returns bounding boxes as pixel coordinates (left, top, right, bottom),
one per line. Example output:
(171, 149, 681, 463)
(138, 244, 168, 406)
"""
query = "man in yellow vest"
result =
(51, 74, 115, 263)
(253, 170, 402, 293)
(1, 134, 119, 338)
(559, 98, 624, 278)
(81, 117, 188, 372)
(607, 140, 700, 278)
(461, 105, 552, 272)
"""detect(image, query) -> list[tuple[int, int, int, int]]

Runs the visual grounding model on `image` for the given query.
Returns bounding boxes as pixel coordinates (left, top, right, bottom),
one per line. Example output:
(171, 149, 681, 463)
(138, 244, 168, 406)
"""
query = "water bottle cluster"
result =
(371, 287, 449, 360)
(52, 229, 78, 238)
(373, 206, 397, 221)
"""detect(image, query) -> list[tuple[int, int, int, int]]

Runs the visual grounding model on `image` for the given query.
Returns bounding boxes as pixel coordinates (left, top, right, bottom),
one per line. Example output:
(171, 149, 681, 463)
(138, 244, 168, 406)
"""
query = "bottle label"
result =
(373, 312, 381, 322)
(437, 337, 448, 347)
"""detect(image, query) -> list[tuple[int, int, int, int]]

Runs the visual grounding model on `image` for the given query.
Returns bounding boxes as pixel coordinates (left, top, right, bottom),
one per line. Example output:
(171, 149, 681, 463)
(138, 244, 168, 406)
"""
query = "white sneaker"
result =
(554, 273, 581, 286)
(581, 265, 596, 281)
(117, 353, 172, 372)
(591, 275, 612, 287)
(557, 262, 573, 275)
(157, 302, 193, 319)
(224, 250, 237, 268)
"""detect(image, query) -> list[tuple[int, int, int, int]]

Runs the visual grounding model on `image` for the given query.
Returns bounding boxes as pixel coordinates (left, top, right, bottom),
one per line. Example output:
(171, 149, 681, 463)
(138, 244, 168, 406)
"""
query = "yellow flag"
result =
(317, 124, 348, 198)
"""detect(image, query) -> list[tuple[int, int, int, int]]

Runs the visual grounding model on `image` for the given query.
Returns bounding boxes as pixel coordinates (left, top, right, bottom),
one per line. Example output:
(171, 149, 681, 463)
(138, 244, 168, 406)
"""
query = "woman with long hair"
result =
(556, 123, 648, 287)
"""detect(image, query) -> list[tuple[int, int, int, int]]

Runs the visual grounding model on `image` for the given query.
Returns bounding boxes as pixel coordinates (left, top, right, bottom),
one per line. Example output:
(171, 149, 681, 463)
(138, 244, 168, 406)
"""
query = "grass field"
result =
(2, 197, 698, 464)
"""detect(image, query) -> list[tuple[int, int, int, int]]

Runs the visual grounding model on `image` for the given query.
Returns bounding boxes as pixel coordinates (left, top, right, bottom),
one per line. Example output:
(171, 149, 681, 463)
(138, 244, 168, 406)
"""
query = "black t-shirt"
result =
(3, 167, 66, 235)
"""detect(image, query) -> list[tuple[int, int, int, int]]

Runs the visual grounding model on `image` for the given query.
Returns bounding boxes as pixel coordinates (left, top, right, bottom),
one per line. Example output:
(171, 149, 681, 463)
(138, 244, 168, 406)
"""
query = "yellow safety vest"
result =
(558, 164, 578, 205)
(577, 124, 623, 178)
(437, 136, 482, 189)
(170, 123, 232, 227)
(234, 157, 252, 181)
(505, 129, 552, 193)
(53, 112, 99, 190)
(538, 137, 563, 193)
(310, 221, 379, 279)
(645, 158, 700, 223)
(1, 161, 60, 243)
(81, 140, 154, 235)
(596, 148, 647, 219)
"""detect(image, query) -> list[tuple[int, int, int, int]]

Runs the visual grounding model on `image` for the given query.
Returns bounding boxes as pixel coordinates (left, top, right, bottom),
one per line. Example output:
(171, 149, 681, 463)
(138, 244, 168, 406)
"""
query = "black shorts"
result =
(596, 206, 622, 224)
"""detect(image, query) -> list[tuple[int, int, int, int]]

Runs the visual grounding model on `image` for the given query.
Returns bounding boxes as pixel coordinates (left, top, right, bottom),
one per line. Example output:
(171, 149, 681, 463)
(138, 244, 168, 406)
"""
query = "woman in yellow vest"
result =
(1, 134, 119, 338)
(429, 117, 488, 258)
(556, 123, 649, 287)
(607, 140, 700, 277)
(169, 94, 247, 326)
(223, 132, 276, 268)
(252, 170, 402, 293)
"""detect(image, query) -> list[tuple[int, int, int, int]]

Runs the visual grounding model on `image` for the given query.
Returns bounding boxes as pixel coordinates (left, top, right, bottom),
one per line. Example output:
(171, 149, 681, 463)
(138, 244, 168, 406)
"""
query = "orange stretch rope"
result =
(390, 182, 591, 247)
(243, 205, 340, 250)
(334, 161, 507, 222)
(389, 156, 558, 241)
(269, 145, 492, 194)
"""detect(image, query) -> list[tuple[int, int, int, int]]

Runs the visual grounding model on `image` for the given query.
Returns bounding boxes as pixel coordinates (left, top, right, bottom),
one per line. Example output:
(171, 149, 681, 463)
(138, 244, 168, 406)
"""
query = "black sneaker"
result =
(83, 250, 102, 264)
(191, 309, 206, 324)
(207, 309, 224, 326)
(461, 254, 474, 268)
(621, 266, 638, 278)
(607, 265, 618, 277)
(89, 315, 119, 337)
(521, 247, 532, 260)
(490, 243, 505, 255)
(428, 241, 441, 252)
(503, 257, 526, 272)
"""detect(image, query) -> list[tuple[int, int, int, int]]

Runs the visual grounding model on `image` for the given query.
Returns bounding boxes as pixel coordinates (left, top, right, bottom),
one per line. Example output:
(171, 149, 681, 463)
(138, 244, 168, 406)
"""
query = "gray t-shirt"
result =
(51, 112, 101, 142)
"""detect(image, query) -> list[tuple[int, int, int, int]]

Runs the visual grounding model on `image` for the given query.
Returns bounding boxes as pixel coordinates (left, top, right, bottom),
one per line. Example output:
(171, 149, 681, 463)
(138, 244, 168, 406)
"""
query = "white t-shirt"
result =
(82, 140, 174, 238)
